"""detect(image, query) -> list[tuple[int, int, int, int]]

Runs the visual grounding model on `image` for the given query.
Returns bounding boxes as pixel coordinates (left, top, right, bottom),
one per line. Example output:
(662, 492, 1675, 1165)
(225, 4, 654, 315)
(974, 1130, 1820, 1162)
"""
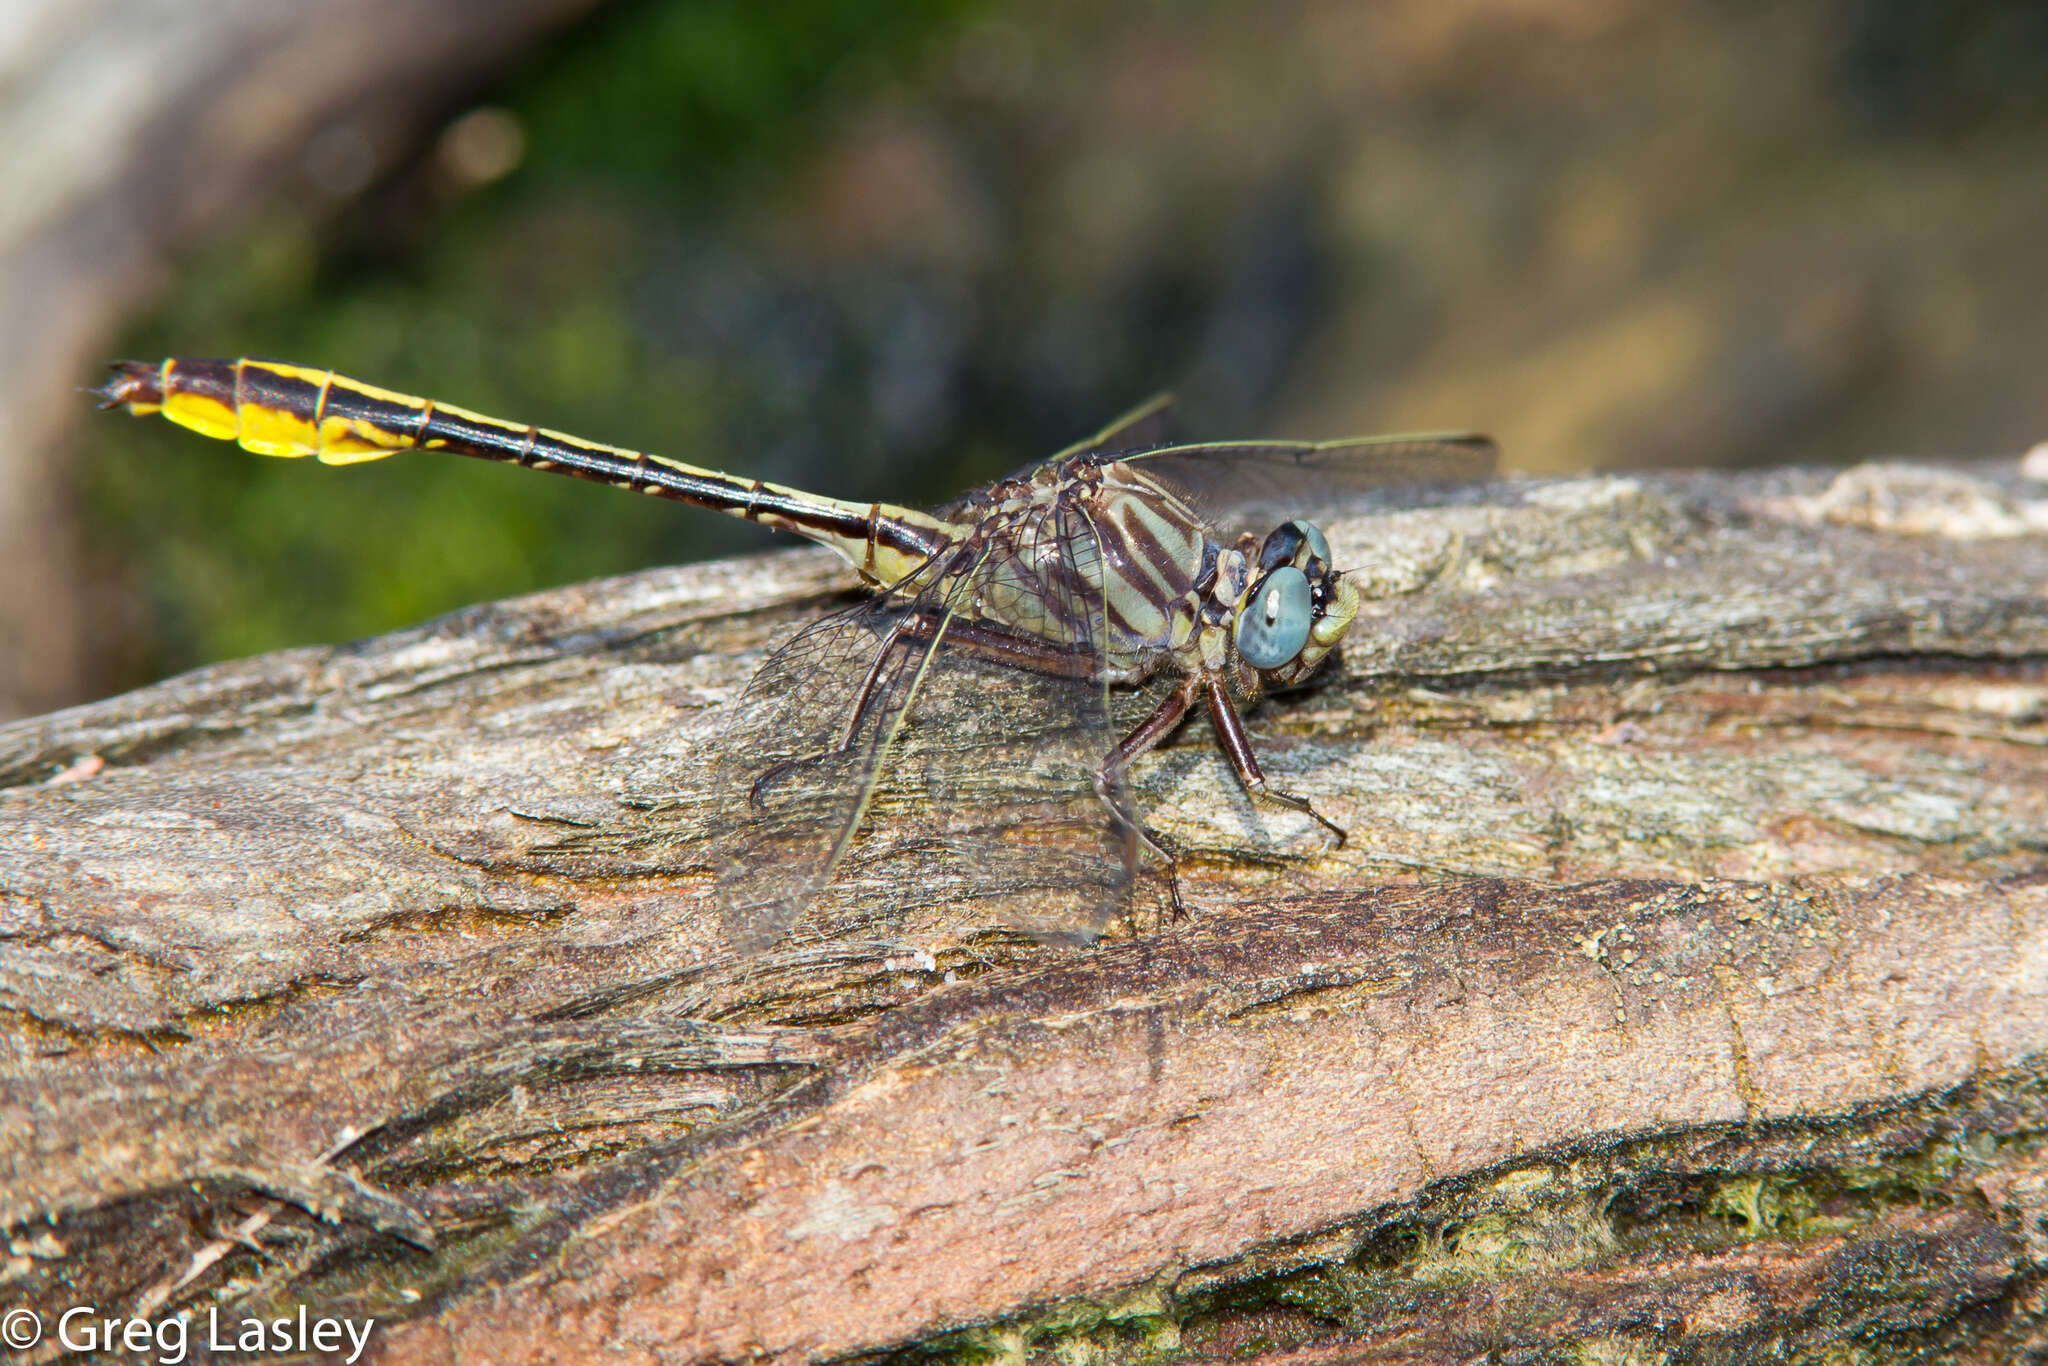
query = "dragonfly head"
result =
(1232, 519, 1358, 685)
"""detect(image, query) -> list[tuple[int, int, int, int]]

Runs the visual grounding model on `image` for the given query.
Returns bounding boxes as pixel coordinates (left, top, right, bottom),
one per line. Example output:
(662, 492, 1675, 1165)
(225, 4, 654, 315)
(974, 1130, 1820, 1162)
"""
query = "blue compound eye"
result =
(1236, 565, 1313, 669)
(1293, 520, 1332, 567)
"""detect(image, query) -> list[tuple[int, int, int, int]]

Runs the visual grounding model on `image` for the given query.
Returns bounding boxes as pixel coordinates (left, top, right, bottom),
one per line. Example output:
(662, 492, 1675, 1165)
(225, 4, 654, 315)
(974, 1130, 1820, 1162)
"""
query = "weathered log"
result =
(3, 459, 2046, 1363)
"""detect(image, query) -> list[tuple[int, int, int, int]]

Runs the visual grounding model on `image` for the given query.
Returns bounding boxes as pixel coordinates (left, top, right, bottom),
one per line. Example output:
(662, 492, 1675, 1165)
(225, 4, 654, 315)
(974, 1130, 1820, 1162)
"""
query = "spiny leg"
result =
(1063, 497, 1186, 900)
(883, 616, 1192, 917)
(749, 608, 1101, 804)
(1204, 676, 1347, 846)
(1095, 678, 1203, 919)
(733, 602, 963, 949)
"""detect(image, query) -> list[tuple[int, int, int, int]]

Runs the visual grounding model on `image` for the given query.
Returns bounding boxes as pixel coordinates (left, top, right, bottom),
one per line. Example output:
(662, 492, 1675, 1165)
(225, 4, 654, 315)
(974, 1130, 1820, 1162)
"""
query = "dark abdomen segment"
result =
(98, 358, 951, 581)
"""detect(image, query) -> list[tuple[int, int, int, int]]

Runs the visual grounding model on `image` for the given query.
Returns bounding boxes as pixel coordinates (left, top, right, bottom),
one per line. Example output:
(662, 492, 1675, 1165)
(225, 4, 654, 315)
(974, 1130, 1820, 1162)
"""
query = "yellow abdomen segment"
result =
(104, 358, 435, 465)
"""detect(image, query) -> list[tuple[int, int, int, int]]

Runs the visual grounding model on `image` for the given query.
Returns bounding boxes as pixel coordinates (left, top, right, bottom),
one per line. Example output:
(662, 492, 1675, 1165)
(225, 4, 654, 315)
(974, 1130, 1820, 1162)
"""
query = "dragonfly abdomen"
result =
(98, 358, 951, 582)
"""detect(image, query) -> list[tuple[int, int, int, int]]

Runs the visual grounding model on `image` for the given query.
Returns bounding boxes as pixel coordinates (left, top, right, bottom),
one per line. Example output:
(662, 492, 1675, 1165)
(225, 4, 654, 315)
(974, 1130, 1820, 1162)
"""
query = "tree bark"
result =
(3, 459, 2047, 1363)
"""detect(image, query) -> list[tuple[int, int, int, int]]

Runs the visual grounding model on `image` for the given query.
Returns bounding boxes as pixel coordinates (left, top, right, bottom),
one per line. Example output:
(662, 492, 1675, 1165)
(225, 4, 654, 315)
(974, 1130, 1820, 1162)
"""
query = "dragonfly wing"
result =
(709, 493, 1159, 952)
(935, 395, 1179, 518)
(1050, 392, 1178, 462)
(908, 494, 1152, 942)
(1124, 433, 1499, 534)
(708, 560, 960, 953)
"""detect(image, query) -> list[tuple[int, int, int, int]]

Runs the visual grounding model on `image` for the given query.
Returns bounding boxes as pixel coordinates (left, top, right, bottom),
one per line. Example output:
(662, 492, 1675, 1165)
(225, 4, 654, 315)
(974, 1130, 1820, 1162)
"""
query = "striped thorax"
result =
(927, 451, 1360, 700)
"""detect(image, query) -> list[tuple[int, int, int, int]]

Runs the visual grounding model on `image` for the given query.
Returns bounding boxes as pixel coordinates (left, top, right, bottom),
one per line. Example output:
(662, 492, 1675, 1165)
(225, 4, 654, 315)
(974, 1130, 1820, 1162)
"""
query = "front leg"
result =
(1205, 676, 1347, 846)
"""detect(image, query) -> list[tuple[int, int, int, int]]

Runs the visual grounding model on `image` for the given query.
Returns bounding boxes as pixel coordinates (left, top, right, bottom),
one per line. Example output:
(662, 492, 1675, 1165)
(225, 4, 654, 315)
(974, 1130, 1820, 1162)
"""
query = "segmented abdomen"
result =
(98, 357, 953, 585)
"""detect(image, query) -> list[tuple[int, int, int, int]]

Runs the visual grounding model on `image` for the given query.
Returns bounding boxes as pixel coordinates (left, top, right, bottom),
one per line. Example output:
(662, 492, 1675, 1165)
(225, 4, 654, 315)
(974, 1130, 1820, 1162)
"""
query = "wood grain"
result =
(3, 459, 2046, 1362)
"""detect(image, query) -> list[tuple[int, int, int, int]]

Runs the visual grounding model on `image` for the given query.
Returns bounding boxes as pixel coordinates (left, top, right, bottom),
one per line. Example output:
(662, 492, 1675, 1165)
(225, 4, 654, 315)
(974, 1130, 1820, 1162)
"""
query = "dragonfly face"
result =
(1231, 518, 1359, 688)
(100, 357, 1493, 947)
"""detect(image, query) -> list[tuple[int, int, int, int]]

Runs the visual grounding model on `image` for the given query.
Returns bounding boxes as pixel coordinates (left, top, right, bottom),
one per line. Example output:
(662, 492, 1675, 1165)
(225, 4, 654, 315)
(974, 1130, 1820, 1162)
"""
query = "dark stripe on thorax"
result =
(1110, 501, 1194, 599)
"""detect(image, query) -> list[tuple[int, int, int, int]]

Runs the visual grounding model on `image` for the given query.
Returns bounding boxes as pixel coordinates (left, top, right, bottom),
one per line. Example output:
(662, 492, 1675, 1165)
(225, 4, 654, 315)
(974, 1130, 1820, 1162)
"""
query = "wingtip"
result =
(1132, 390, 1177, 419)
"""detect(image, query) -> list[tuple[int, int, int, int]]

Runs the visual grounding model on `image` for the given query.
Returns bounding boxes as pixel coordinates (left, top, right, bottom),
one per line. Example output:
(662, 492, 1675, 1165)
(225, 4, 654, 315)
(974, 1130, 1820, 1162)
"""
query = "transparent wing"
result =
(702, 497, 1154, 953)
(703, 540, 970, 953)
(1049, 392, 1178, 462)
(936, 395, 1178, 518)
(918, 492, 1138, 942)
(1124, 432, 1499, 534)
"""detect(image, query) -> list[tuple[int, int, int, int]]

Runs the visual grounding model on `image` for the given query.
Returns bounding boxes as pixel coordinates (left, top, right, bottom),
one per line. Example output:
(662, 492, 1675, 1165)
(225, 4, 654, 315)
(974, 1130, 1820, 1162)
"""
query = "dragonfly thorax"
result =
(945, 456, 1212, 678)
(954, 458, 1361, 695)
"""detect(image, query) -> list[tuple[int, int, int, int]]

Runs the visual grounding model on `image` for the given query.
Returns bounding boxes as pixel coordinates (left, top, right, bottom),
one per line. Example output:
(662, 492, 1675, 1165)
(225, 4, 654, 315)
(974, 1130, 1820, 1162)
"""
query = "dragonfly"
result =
(98, 358, 1495, 948)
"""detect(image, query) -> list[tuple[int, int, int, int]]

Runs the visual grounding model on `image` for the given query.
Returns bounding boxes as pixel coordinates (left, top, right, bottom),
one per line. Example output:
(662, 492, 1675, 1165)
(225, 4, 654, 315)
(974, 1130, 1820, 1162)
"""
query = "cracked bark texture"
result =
(3, 459, 2048, 1364)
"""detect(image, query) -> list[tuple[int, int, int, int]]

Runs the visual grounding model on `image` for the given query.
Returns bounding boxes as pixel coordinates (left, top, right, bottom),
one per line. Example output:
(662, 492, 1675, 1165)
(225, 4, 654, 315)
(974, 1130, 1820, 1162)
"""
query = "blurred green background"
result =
(77, 0, 2048, 693)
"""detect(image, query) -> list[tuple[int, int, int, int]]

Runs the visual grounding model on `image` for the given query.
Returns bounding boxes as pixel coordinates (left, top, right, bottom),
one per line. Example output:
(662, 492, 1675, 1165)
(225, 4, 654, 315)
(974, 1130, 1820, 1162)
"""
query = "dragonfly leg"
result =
(1099, 677, 1198, 829)
(831, 612, 940, 751)
(918, 617, 1102, 678)
(751, 611, 1100, 811)
(1092, 678, 1203, 919)
(920, 618, 1188, 915)
(1204, 676, 1347, 846)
